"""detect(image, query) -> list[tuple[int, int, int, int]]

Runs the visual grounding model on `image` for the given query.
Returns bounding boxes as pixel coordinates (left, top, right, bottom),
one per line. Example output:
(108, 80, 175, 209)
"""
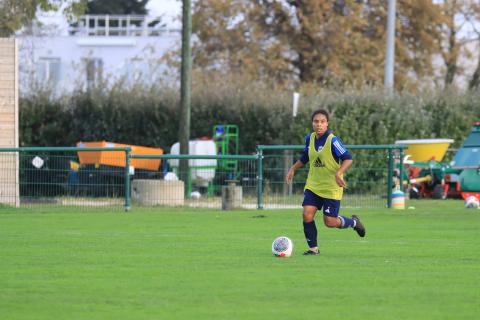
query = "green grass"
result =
(1, 200, 479, 319)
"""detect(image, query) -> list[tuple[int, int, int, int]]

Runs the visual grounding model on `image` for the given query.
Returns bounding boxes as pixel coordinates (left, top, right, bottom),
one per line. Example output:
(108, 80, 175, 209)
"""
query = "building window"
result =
(126, 58, 145, 82)
(36, 57, 61, 87)
(82, 58, 103, 88)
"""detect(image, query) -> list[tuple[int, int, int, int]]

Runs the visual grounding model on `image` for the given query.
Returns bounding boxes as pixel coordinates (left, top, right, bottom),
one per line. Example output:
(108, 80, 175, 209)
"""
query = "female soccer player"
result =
(285, 109, 366, 255)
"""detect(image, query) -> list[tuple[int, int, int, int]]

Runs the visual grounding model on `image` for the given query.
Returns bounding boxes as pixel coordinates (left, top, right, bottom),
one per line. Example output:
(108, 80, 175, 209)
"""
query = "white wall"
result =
(19, 33, 180, 95)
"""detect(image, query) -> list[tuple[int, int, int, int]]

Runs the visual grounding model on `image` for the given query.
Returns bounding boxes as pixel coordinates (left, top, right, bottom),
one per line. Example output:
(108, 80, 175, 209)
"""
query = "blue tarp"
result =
(451, 124, 480, 168)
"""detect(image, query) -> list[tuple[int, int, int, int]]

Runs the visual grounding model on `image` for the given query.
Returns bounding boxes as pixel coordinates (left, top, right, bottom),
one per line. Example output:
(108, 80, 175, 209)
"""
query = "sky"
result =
(36, 0, 183, 32)
(147, 0, 182, 28)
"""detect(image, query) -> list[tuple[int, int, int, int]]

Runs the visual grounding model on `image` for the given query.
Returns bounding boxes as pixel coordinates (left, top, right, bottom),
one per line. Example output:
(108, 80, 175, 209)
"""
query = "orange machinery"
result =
(77, 141, 163, 171)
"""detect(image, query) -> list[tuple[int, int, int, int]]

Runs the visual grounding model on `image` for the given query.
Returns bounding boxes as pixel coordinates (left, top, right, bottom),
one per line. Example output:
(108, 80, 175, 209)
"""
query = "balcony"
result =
(69, 15, 180, 37)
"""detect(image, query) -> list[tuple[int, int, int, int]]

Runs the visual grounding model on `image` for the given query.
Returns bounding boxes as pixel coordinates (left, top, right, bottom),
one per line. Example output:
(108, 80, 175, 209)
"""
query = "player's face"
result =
(312, 113, 328, 136)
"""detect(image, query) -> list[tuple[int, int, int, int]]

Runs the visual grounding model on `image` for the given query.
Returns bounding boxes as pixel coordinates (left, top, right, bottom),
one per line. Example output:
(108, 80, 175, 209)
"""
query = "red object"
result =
(460, 192, 480, 200)
(197, 136, 212, 140)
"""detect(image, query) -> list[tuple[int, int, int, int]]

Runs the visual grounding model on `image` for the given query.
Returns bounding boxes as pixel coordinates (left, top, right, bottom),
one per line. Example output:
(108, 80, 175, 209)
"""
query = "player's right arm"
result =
(285, 160, 304, 184)
(285, 134, 309, 184)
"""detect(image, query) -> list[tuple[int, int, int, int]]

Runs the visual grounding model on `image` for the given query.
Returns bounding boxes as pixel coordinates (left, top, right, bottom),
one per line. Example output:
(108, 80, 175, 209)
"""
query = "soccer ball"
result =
(272, 236, 293, 257)
(190, 191, 201, 199)
(465, 196, 480, 209)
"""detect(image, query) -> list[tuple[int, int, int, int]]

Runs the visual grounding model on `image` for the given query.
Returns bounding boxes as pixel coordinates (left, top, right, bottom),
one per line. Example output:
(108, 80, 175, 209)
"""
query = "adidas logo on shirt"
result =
(313, 157, 325, 167)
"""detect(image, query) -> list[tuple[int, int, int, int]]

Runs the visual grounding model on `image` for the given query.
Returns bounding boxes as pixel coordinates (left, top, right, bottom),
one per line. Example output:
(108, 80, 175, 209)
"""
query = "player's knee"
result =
(323, 217, 339, 228)
(303, 212, 314, 222)
(323, 220, 336, 228)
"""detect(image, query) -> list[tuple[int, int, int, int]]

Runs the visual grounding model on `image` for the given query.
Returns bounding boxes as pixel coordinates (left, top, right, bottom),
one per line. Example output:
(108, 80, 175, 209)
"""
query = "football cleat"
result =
(302, 249, 320, 255)
(352, 215, 366, 237)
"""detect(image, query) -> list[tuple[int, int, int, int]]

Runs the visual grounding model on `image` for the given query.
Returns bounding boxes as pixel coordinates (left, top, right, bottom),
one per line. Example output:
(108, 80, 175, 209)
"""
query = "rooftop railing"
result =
(68, 15, 180, 37)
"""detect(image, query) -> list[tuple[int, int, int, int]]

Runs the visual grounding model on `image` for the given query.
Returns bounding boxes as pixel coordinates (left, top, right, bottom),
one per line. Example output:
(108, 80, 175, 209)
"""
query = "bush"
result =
(20, 80, 480, 153)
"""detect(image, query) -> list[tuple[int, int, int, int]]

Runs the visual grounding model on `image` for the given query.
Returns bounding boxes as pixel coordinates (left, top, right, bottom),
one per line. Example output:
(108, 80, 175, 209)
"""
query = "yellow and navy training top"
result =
(299, 129, 352, 165)
(300, 130, 351, 200)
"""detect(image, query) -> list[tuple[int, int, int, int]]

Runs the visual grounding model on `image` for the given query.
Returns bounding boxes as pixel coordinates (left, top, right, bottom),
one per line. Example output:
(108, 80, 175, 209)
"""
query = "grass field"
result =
(1, 200, 479, 319)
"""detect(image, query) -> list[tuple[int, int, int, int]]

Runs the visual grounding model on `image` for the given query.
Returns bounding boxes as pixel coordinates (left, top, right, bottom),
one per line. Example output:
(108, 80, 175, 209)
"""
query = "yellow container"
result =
(395, 139, 454, 162)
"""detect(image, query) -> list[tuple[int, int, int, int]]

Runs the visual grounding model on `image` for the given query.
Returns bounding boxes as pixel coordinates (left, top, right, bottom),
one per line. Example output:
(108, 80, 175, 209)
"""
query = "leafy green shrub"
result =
(20, 82, 480, 154)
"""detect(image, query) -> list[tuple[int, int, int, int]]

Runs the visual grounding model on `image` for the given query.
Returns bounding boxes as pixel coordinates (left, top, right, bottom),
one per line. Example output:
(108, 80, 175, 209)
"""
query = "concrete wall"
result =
(19, 34, 179, 94)
(0, 38, 19, 207)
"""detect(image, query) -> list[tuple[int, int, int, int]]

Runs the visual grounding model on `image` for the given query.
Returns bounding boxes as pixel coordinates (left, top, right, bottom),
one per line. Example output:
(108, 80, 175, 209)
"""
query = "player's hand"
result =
(335, 173, 347, 188)
(285, 168, 294, 185)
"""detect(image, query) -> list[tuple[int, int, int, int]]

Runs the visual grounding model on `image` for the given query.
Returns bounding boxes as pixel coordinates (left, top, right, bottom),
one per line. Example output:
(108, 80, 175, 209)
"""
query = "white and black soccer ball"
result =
(272, 236, 293, 257)
(465, 196, 480, 209)
(190, 191, 201, 199)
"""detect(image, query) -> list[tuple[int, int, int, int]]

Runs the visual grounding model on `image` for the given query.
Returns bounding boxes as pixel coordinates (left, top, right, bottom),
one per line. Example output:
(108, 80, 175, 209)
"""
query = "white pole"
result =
(384, 0, 396, 89)
(292, 92, 300, 117)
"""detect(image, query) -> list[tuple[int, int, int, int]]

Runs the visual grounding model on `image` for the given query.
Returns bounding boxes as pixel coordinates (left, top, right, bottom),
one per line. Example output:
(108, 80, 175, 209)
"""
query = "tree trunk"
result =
(468, 49, 480, 90)
(444, 24, 457, 87)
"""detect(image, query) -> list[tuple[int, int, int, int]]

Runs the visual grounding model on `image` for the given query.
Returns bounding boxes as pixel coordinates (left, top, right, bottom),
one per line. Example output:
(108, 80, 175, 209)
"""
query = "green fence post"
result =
(399, 147, 404, 192)
(387, 148, 393, 208)
(125, 149, 131, 212)
(187, 167, 192, 198)
(257, 148, 263, 210)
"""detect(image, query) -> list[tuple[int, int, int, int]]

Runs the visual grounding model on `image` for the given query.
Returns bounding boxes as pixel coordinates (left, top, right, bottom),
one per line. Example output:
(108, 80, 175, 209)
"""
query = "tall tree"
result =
(393, 1, 444, 89)
(85, 0, 149, 15)
(191, 0, 445, 90)
(0, 0, 86, 37)
(468, 2, 480, 90)
(434, 0, 471, 88)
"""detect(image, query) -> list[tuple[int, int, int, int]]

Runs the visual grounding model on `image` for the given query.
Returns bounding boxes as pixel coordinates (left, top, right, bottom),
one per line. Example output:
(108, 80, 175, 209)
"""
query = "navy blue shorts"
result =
(302, 189, 341, 217)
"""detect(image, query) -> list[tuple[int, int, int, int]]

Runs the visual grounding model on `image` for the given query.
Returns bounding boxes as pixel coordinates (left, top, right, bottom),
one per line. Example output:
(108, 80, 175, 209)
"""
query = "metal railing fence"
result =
(0, 145, 406, 210)
(0, 147, 131, 210)
(257, 145, 406, 209)
(130, 154, 259, 209)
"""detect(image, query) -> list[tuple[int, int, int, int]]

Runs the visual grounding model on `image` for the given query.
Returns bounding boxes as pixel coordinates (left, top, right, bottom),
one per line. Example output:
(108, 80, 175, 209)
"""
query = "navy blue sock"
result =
(339, 216, 355, 229)
(303, 221, 317, 248)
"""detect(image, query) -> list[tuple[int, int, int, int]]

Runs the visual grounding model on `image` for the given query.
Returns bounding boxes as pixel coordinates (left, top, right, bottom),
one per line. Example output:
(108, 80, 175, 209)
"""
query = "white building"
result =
(19, 15, 181, 95)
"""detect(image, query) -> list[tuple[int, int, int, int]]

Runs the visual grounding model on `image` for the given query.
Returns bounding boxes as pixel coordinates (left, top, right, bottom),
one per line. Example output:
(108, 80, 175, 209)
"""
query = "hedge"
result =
(20, 84, 480, 154)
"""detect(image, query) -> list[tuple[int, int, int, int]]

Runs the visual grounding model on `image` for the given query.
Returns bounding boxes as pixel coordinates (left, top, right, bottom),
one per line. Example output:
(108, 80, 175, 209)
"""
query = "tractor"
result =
(396, 122, 480, 200)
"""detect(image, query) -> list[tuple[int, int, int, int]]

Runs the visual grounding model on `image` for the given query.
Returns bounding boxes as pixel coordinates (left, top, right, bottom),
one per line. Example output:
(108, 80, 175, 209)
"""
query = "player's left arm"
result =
(332, 137, 353, 188)
(335, 159, 353, 188)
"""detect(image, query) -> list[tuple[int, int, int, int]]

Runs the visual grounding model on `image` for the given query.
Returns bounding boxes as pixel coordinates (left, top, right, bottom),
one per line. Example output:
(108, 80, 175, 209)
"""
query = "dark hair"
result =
(311, 109, 329, 122)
